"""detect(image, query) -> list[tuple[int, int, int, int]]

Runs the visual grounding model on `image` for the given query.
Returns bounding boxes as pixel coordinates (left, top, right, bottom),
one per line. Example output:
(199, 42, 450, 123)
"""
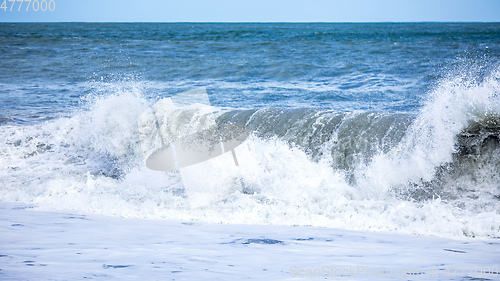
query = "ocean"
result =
(1, 23, 500, 280)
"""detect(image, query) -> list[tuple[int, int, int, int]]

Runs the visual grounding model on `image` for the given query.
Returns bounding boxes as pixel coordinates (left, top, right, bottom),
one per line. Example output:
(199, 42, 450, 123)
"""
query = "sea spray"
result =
(0, 71, 499, 238)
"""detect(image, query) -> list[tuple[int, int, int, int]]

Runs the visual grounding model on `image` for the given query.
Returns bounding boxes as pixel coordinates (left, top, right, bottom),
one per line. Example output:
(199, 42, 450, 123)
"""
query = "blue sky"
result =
(1, 0, 500, 22)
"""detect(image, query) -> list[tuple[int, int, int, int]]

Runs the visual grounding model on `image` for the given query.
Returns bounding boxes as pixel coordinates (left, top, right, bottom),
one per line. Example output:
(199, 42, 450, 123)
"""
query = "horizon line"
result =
(2, 21, 499, 24)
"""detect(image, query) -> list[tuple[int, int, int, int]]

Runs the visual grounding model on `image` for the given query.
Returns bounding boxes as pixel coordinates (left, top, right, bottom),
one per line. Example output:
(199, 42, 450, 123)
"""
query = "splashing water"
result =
(1, 69, 499, 239)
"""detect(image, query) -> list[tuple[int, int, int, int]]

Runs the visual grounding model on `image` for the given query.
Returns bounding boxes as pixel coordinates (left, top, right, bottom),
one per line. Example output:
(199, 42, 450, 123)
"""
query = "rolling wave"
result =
(0, 70, 499, 239)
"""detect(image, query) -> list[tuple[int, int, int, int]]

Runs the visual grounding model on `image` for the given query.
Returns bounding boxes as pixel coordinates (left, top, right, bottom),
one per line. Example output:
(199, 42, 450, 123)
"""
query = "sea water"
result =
(0, 23, 499, 279)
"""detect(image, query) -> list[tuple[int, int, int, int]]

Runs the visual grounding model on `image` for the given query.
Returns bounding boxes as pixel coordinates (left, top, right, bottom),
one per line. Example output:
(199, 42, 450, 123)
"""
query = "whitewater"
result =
(1, 68, 499, 239)
(1, 71, 500, 280)
(1, 22, 500, 280)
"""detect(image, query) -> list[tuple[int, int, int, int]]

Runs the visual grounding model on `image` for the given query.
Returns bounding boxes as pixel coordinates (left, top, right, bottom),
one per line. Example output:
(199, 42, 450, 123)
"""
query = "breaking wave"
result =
(1, 69, 499, 239)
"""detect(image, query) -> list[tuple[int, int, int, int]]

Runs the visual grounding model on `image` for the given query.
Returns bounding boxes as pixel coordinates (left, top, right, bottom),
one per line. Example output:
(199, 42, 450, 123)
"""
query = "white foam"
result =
(1, 75, 499, 239)
(3, 203, 499, 280)
(358, 68, 500, 192)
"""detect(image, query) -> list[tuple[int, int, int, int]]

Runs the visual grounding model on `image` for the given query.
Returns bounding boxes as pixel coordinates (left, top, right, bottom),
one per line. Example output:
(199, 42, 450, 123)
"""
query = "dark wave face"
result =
(0, 23, 499, 238)
(219, 109, 413, 169)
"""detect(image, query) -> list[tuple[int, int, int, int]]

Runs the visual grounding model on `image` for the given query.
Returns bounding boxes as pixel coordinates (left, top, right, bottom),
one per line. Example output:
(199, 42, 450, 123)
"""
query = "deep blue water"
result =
(1, 23, 499, 123)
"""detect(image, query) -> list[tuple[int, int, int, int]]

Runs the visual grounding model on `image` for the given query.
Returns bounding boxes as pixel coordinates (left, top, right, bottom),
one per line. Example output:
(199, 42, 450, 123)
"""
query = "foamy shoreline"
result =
(1, 203, 499, 280)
